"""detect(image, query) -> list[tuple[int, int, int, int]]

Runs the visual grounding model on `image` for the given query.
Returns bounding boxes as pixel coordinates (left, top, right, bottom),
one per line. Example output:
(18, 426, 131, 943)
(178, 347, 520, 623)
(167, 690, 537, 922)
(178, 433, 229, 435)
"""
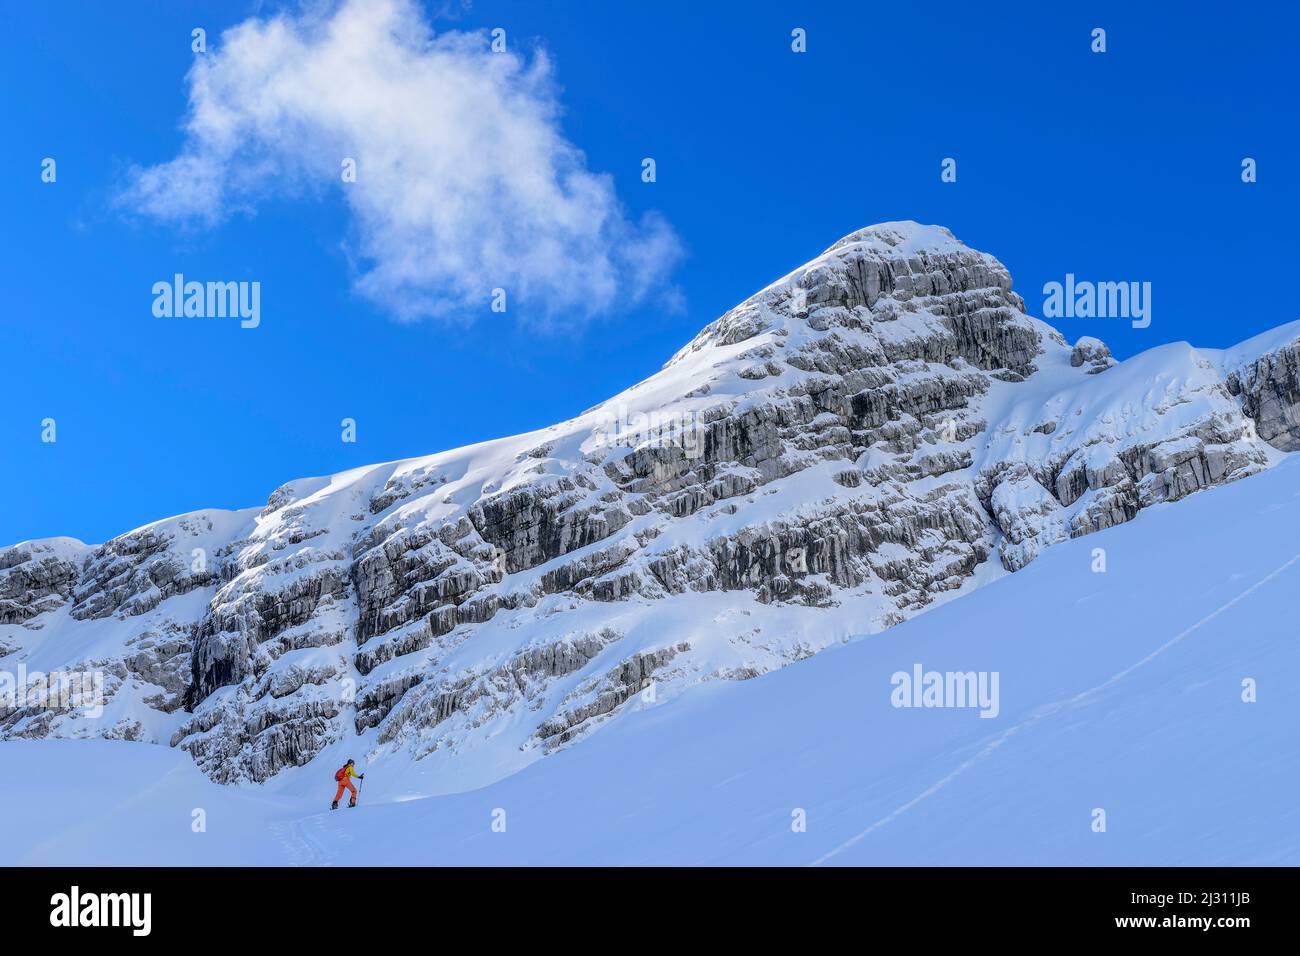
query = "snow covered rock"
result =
(0, 539, 87, 628)
(1223, 331, 1300, 451)
(3, 221, 1298, 788)
(1069, 335, 1114, 374)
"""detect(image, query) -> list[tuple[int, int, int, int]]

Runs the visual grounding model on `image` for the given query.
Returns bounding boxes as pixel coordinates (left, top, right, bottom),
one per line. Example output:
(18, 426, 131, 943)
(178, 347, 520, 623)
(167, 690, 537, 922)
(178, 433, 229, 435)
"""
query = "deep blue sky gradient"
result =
(1, 0, 1296, 544)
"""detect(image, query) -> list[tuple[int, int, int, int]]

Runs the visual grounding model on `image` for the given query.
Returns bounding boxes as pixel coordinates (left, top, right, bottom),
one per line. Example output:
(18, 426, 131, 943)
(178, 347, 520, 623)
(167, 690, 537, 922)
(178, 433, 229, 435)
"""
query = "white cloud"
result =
(121, 0, 681, 325)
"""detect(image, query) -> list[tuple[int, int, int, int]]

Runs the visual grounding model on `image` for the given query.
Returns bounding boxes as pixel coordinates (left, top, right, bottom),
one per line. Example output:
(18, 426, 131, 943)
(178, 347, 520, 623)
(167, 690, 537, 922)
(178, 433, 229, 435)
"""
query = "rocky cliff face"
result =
(3, 222, 1297, 788)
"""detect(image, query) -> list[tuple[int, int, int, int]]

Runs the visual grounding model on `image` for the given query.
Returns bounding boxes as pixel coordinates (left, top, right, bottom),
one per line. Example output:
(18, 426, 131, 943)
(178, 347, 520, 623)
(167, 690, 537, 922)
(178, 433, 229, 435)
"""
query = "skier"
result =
(331, 758, 365, 809)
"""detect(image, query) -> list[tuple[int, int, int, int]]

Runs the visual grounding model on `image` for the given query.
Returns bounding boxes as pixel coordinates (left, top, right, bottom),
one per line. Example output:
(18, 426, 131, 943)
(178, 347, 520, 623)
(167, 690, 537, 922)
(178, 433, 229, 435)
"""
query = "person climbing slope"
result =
(331, 758, 365, 809)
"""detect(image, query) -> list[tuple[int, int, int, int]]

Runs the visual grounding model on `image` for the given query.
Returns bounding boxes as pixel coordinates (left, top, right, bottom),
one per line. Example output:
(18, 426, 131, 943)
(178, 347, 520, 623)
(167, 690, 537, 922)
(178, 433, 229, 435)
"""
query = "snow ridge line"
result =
(808, 548, 1300, 866)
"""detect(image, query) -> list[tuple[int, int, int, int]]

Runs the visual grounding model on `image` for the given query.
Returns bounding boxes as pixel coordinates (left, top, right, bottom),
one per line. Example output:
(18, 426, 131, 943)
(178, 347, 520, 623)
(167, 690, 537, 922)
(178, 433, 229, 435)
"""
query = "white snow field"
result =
(4, 452, 1297, 866)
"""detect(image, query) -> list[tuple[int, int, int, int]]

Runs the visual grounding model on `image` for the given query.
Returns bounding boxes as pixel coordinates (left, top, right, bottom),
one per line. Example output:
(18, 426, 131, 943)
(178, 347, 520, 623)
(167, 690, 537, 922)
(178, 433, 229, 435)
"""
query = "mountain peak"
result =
(665, 220, 1022, 374)
(820, 220, 964, 257)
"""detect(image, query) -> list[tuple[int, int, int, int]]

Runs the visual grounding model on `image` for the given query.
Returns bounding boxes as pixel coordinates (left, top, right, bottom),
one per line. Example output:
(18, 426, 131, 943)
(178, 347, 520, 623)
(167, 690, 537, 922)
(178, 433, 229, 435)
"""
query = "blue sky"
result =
(1, 0, 1296, 546)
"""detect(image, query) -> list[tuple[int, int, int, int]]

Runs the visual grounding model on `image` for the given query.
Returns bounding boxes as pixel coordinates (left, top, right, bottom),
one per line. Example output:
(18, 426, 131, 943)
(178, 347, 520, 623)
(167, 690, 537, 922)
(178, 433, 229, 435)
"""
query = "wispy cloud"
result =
(119, 0, 682, 325)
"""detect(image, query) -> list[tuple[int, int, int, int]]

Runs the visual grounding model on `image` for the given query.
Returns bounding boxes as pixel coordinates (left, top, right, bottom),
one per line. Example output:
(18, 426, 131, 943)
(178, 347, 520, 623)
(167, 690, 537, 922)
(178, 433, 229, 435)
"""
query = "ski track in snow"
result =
(270, 812, 342, 867)
(809, 549, 1300, 866)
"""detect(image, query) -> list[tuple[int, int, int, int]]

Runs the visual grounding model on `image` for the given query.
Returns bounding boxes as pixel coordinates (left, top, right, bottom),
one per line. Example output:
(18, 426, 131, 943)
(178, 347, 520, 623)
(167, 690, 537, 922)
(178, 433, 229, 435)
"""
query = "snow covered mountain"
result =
(9, 450, 1300, 865)
(3, 221, 1298, 796)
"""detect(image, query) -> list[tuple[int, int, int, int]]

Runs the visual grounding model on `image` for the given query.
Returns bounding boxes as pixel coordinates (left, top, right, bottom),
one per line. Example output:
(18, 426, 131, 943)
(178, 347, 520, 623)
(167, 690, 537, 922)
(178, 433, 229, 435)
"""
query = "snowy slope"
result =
(6, 452, 1297, 865)
(2, 221, 1298, 803)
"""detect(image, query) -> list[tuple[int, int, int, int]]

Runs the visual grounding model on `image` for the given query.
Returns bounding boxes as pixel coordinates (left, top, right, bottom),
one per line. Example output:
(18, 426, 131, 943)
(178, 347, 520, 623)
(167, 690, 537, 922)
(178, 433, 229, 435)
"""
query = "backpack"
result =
(334, 765, 348, 782)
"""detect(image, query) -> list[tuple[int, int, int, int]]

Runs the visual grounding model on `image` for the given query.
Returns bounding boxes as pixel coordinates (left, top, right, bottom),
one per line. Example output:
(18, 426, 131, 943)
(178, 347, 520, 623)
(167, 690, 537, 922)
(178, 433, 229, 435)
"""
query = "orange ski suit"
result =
(334, 764, 360, 802)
